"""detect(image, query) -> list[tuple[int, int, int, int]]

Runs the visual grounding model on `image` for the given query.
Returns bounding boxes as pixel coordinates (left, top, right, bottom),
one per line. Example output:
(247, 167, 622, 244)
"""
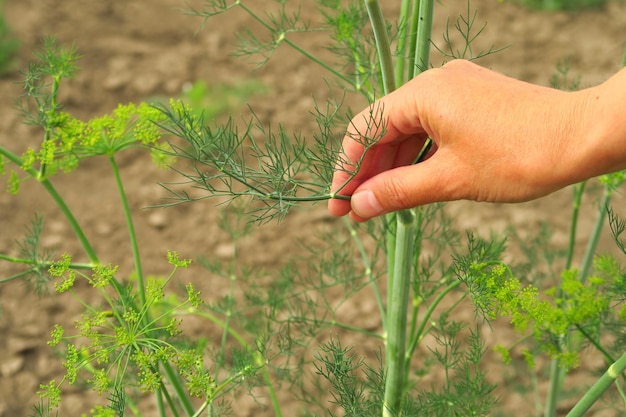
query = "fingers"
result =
(328, 86, 429, 217)
(348, 154, 465, 221)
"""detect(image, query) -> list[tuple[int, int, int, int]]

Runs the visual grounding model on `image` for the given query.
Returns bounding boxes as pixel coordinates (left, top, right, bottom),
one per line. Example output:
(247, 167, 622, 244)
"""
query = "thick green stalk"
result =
(109, 155, 146, 306)
(394, 0, 413, 86)
(383, 210, 416, 417)
(364, 1, 436, 415)
(161, 361, 195, 417)
(363, 2, 417, 416)
(407, 0, 421, 80)
(365, 0, 396, 95)
(566, 352, 626, 417)
(413, 0, 434, 73)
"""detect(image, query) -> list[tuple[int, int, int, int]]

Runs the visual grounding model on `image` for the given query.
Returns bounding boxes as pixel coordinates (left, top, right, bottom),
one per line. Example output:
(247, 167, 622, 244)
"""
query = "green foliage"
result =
(511, 0, 609, 10)
(2, 2, 626, 417)
(180, 79, 267, 120)
(0, 0, 18, 75)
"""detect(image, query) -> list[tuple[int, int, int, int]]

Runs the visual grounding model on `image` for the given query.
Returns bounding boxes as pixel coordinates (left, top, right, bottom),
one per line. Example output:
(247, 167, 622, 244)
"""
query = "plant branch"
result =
(566, 352, 626, 417)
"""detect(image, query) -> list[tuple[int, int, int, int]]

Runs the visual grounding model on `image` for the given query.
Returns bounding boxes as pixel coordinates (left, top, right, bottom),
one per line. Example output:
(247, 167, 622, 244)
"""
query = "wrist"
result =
(579, 68, 626, 180)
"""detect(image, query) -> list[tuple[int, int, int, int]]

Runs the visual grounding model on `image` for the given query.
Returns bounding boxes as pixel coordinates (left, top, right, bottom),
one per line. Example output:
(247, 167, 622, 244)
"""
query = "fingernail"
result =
(352, 190, 383, 219)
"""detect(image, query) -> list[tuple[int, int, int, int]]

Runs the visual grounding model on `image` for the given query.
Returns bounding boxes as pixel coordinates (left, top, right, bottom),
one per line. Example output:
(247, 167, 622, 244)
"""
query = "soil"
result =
(1, 1, 626, 416)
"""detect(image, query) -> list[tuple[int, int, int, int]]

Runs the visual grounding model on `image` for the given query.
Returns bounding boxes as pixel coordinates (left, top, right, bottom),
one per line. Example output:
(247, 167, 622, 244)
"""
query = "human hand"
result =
(328, 59, 599, 222)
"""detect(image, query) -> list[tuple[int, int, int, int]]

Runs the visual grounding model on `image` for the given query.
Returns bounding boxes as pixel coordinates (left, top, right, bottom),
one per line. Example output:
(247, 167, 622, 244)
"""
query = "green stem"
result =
(39, 75, 60, 179)
(161, 361, 195, 417)
(407, 0, 421, 80)
(413, 0, 434, 73)
(405, 279, 462, 363)
(365, 0, 396, 95)
(546, 185, 612, 417)
(342, 217, 386, 329)
(383, 210, 416, 417)
(579, 190, 611, 282)
(109, 155, 146, 306)
(180, 307, 283, 417)
(544, 182, 586, 417)
(156, 389, 167, 417)
(236, 2, 373, 101)
(0, 253, 93, 269)
(0, 147, 101, 263)
(394, 0, 413, 86)
(566, 352, 626, 417)
(565, 182, 586, 270)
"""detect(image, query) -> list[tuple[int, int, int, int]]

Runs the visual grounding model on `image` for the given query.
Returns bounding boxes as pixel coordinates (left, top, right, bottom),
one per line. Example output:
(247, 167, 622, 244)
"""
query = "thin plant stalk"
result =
(109, 155, 146, 306)
(179, 308, 283, 417)
(38, 75, 60, 179)
(111, 154, 197, 415)
(234, 2, 373, 101)
(161, 361, 194, 417)
(565, 182, 587, 270)
(546, 182, 613, 417)
(0, 148, 100, 264)
(566, 352, 626, 417)
(578, 190, 612, 282)
(544, 182, 586, 417)
(343, 217, 386, 328)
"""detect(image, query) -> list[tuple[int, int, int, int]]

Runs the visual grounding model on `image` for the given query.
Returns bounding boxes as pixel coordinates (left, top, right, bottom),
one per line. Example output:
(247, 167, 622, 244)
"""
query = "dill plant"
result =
(1, 3, 625, 417)
(0, 0, 18, 76)
(161, 1, 507, 416)
(161, 1, 626, 416)
(0, 38, 265, 417)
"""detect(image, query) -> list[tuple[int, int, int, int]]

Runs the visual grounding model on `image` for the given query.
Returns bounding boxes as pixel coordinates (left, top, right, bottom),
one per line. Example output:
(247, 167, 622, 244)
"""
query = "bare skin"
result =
(328, 59, 626, 222)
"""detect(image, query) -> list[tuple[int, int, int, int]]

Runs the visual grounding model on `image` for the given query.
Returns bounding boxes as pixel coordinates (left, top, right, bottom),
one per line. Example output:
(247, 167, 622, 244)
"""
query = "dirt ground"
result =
(1, 0, 626, 416)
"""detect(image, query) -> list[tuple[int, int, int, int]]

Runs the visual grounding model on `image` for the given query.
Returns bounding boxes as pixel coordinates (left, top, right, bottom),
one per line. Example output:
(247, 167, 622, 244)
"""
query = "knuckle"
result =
(379, 175, 414, 211)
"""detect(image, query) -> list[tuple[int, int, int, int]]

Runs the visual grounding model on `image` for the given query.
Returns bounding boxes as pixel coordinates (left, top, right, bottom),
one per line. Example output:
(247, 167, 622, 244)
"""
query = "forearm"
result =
(577, 67, 626, 181)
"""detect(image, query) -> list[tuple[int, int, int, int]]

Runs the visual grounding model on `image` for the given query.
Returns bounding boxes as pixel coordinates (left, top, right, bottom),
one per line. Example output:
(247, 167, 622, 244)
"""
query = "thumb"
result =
(349, 157, 462, 220)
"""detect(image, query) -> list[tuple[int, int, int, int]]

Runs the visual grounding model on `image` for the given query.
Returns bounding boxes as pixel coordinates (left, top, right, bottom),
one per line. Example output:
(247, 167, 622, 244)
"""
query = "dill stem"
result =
(38, 75, 60, 180)
(383, 209, 416, 417)
(413, 0, 434, 73)
(566, 352, 626, 417)
(565, 182, 586, 270)
(236, 2, 372, 100)
(365, 0, 396, 95)
(342, 217, 386, 328)
(394, 0, 412, 86)
(579, 190, 611, 282)
(109, 155, 146, 307)
(161, 361, 194, 417)
(365, 1, 435, 414)
(181, 308, 283, 417)
(0, 148, 101, 264)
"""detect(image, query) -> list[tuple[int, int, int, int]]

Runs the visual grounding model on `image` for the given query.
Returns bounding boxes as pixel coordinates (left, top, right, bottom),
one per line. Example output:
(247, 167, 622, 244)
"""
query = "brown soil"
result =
(1, 1, 625, 416)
